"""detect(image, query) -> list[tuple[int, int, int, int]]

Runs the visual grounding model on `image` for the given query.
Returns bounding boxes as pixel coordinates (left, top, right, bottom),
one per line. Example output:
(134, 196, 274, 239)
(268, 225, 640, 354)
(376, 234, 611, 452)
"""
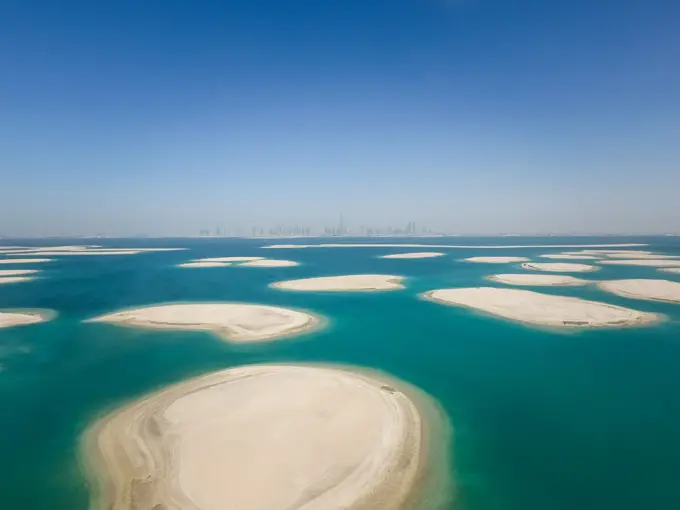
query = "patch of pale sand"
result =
(464, 256, 530, 263)
(380, 252, 445, 259)
(9, 250, 142, 256)
(272, 274, 405, 292)
(539, 254, 599, 260)
(177, 262, 231, 268)
(421, 287, 659, 328)
(660, 268, 680, 274)
(89, 303, 321, 343)
(239, 259, 299, 267)
(0, 269, 39, 277)
(598, 259, 680, 267)
(521, 262, 599, 273)
(562, 250, 655, 256)
(197, 257, 265, 262)
(83, 364, 451, 510)
(487, 274, 589, 286)
(0, 258, 52, 264)
(601, 253, 680, 259)
(263, 243, 647, 249)
(597, 279, 680, 304)
(0, 310, 54, 328)
(0, 277, 35, 285)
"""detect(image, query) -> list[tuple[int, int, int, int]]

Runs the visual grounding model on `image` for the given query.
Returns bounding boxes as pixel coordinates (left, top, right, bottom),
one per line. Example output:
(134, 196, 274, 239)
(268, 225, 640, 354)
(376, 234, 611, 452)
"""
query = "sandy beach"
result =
(240, 259, 299, 267)
(0, 310, 54, 328)
(89, 303, 320, 342)
(272, 274, 405, 291)
(598, 259, 680, 267)
(380, 252, 445, 259)
(597, 279, 680, 304)
(177, 262, 231, 268)
(464, 256, 530, 263)
(83, 364, 449, 510)
(0, 258, 52, 264)
(421, 287, 658, 328)
(521, 262, 599, 273)
(487, 274, 589, 286)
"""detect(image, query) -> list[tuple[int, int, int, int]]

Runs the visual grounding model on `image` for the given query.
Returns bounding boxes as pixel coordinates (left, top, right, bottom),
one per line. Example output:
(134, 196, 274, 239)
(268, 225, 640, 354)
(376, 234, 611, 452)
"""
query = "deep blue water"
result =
(1, 236, 679, 510)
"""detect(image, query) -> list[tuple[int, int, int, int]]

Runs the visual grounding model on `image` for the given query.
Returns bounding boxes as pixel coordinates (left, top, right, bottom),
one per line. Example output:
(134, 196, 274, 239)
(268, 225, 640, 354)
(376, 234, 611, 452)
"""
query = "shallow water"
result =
(1, 236, 679, 510)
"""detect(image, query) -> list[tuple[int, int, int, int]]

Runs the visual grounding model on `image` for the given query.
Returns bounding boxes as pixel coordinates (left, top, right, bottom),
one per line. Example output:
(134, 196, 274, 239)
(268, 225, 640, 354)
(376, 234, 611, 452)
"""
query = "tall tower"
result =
(338, 213, 345, 236)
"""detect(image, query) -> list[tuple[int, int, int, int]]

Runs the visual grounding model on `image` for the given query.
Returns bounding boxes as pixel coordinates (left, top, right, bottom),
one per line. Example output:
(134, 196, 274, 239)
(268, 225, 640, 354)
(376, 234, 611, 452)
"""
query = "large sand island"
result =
(421, 287, 658, 328)
(0, 309, 54, 328)
(89, 303, 321, 343)
(598, 259, 680, 267)
(597, 279, 680, 304)
(272, 274, 405, 292)
(521, 262, 599, 273)
(488, 274, 589, 286)
(380, 252, 445, 259)
(464, 256, 529, 263)
(83, 364, 451, 510)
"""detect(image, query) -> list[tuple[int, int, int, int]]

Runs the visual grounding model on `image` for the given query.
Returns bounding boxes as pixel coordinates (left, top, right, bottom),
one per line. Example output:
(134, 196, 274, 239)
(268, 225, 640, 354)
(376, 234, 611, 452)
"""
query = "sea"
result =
(1, 236, 679, 510)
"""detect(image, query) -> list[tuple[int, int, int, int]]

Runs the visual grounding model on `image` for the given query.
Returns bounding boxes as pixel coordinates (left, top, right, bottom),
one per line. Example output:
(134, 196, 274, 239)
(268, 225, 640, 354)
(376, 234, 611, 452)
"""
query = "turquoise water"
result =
(1, 237, 680, 510)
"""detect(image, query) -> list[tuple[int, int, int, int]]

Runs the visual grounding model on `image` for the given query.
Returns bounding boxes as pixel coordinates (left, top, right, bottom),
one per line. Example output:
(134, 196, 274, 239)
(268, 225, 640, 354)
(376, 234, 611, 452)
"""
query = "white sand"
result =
(272, 274, 405, 292)
(264, 243, 646, 249)
(598, 259, 680, 267)
(521, 262, 599, 273)
(597, 279, 680, 304)
(196, 257, 265, 262)
(487, 274, 589, 286)
(90, 303, 320, 342)
(380, 252, 445, 259)
(0, 277, 35, 285)
(565, 250, 654, 256)
(0, 310, 53, 328)
(177, 262, 231, 268)
(84, 364, 446, 510)
(602, 253, 680, 259)
(422, 287, 658, 328)
(0, 269, 39, 277)
(0, 258, 52, 264)
(240, 259, 299, 267)
(464, 256, 530, 263)
(539, 254, 599, 260)
(660, 268, 680, 274)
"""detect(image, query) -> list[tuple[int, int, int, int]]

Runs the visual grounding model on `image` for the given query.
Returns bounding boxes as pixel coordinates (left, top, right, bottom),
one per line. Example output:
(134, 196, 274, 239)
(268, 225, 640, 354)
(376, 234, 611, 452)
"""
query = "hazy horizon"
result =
(1, 0, 678, 236)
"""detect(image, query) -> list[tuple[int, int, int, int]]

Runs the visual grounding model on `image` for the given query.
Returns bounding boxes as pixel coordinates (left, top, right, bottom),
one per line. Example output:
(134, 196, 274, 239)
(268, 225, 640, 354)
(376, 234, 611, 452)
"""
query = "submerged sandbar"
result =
(272, 274, 405, 292)
(597, 279, 680, 304)
(421, 287, 658, 328)
(488, 274, 589, 286)
(83, 364, 451, 510)
(89, 303, 321, 342)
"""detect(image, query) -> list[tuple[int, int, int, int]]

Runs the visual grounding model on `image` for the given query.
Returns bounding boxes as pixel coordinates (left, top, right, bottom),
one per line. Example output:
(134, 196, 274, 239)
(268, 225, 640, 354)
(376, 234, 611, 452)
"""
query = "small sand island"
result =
(0, 309, 54, 328)
(272, 274, 405, 292)
(464, 256, 529, 263)
(177, 261, 231, 268)
(240, 259, 299, 267)
(380, 252, 445, 259)
(488, 274, 589, 286)
(197, 256, 265, 262)
(598, 259, 680, 267)
(521, 262, 599, 273)
(603, 253, 680, 260)
(10, 250, 143, 256)
(661, 268, 680, 274)
(597, 279, 680, 304)
(0, 269, 39, 277)
(540, 254, 599, 260)
(178, 257, 298, 268)
(82, 364, 450, 510)
(421, 287, 658, 328)
(0, 258, 52, 264)
(89, 303, 321, 343)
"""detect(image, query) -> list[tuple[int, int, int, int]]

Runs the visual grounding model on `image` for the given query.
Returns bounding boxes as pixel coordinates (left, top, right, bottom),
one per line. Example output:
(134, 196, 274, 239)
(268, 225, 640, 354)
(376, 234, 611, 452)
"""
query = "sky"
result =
(1, 0, 679, 236)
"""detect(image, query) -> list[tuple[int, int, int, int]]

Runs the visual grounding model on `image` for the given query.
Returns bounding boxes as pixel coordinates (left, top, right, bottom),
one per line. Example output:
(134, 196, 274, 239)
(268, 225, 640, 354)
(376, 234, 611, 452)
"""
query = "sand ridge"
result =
(272, 274, 405, 292)
(380, 252, 445, 259)
(464, 256, 530, 263)
(89, 303, 321, 342)
(521, 262, 599, 273)
(487, 274, 589, 286)
(421, 287, 658, 328)
(597, 279, 680, 304)
(82, 364, 450, 510)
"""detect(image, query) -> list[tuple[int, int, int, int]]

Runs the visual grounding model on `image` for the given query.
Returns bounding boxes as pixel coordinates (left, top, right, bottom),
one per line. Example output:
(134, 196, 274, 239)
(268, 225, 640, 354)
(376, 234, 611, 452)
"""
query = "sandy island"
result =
(421, 287, 658, 328)
(464, 256, 529, 263)
(660, 268, 680, 274)
(0, 277, 35, 285)
(263, 243, 646, 249)
(89, 303, 321, 343)
(177, 262, 231, 268)
(598, 259, 680, 267)
(0, 258, 52, 264)
(487, 274, 589, 286)
(0, 269, 39, 277)
(597, 279, 680, 304)
(197, 257, 265, 262)
(380, 252, 445, 259)
(540, 254, 599, 260)
(521, 262, 599, 273)
(272, 274, 405, 292)
(0, 310, 54, 328)
(82, 364, 451, 510)
(240, 259, 299, 267)
(9, 250, 143, 256)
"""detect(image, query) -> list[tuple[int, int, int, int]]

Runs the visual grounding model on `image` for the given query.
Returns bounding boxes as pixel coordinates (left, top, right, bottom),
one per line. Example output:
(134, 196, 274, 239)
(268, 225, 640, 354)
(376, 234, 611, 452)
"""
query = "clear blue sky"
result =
(1, 0, 678, 236)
